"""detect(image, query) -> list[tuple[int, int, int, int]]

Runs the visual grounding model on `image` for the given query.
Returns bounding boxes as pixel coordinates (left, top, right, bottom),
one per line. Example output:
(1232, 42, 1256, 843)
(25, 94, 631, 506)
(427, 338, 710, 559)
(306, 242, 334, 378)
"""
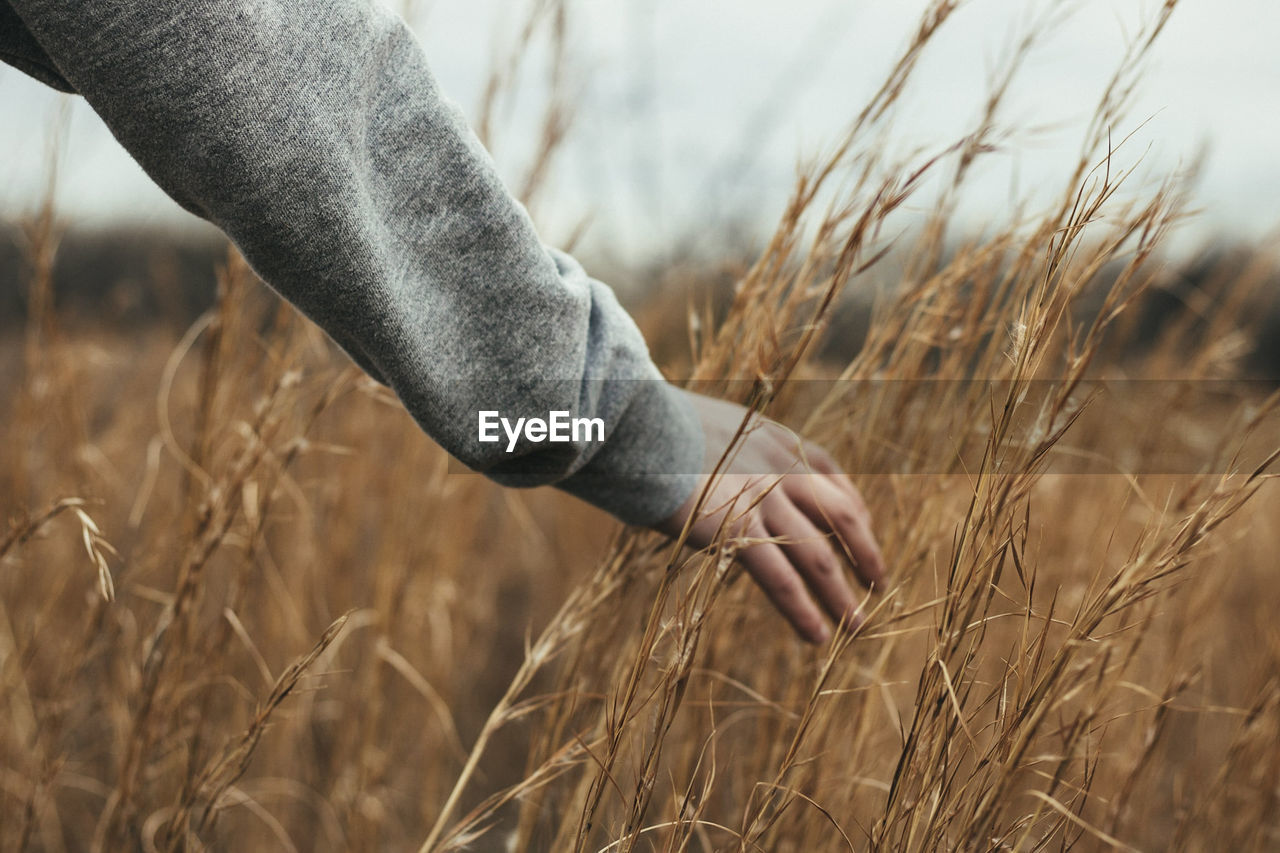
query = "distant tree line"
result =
(1, 225, 1276, 377)
(0, 225, 224, 330)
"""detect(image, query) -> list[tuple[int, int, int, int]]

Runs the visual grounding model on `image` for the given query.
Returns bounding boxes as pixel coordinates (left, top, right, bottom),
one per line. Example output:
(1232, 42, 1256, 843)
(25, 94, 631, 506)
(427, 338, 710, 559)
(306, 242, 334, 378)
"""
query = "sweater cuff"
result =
(555, 381, 705, 526)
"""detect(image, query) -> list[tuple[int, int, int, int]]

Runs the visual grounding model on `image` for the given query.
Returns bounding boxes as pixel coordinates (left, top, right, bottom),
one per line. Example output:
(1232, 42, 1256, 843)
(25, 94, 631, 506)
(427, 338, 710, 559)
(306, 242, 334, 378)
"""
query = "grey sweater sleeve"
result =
(3, 0, 704, 525)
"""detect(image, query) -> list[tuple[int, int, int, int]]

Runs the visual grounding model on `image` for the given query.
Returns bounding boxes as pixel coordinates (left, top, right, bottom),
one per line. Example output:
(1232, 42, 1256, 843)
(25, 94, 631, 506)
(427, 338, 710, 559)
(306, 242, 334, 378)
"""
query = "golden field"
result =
(3, 2, 1280, 850)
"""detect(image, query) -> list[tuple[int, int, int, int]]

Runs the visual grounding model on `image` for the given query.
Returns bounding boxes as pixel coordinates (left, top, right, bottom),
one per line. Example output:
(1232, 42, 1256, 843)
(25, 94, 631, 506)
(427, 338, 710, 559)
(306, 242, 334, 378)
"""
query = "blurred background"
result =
(2, 0, 1277, 275)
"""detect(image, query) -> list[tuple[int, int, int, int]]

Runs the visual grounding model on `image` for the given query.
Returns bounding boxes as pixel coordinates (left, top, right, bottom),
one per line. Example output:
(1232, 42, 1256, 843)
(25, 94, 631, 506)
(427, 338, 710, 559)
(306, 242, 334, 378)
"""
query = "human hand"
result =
(654, 391, 886, 644)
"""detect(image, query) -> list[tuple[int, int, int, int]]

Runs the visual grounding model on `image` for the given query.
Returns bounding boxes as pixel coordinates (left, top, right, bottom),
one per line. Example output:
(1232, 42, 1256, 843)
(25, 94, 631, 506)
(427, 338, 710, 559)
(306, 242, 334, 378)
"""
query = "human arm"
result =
(5, 0, 702, 524)
(4, 0, 885, 641)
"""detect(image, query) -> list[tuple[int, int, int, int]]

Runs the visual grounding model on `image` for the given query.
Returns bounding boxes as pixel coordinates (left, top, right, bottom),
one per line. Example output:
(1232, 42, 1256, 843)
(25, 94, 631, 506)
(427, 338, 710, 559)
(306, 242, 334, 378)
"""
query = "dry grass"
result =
(3, 1, 1280, 850)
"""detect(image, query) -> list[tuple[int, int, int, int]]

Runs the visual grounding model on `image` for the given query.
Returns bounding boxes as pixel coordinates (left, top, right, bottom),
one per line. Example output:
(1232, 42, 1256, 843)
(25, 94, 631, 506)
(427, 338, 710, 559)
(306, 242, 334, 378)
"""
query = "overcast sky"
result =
(1, 0, 1276, 263)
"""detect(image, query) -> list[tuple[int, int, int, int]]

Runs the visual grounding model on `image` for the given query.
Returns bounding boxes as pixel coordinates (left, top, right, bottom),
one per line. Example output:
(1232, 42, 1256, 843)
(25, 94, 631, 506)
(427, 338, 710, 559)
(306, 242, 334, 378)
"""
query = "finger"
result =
(738, 520, 831, 645)
(763, 496, 864, 630)
(803, 443, 864, 502)
(787, 475, 886, 590)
